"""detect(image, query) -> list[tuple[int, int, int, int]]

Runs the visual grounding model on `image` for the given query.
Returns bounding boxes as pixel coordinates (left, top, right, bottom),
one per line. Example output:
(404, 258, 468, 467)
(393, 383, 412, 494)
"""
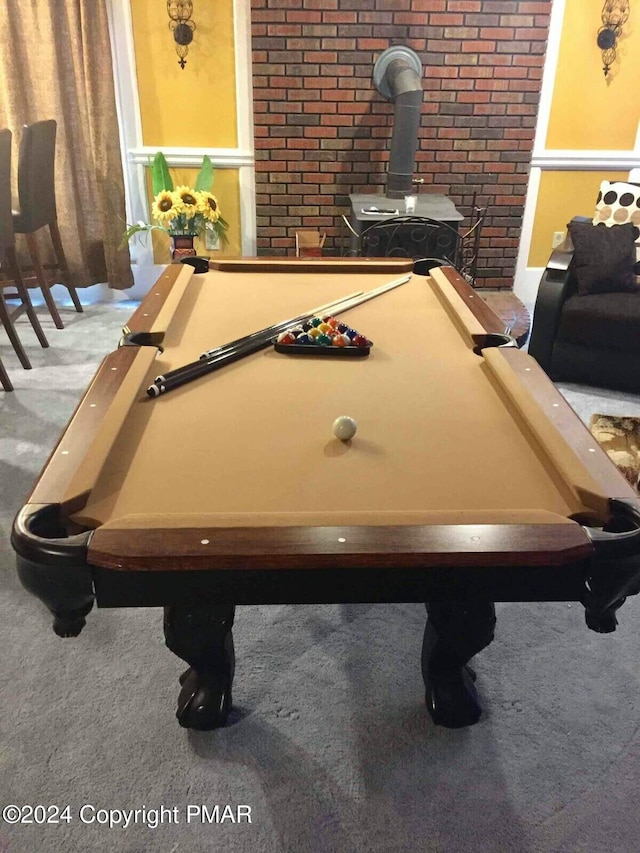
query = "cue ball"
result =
(333, 415, 357, 441)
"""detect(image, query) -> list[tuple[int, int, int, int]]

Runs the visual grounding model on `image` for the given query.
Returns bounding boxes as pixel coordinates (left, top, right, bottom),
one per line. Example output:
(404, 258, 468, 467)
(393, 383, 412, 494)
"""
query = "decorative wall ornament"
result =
(167, 1, 196, 69)
(597, 0, 630, 77)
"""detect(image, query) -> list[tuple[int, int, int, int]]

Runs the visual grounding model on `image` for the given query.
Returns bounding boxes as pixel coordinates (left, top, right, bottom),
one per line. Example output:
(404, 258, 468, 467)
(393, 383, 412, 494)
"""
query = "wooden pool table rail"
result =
(209, 257, 415, 274)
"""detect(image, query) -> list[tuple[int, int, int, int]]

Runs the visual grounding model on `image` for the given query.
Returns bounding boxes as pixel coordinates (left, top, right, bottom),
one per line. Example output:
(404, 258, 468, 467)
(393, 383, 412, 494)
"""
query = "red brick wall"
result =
(250, 0, 551, 287)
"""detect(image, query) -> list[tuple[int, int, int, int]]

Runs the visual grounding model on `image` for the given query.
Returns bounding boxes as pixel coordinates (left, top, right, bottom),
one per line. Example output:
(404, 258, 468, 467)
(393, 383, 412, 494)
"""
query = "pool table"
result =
(12, 258, 640, 730)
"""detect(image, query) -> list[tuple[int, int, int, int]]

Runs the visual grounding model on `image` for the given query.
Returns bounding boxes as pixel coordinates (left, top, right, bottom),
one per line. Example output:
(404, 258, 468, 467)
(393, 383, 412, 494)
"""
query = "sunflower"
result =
(174, 185, 199, 217)
(197, 191, 221, 223)
(151, 190, 180, 224)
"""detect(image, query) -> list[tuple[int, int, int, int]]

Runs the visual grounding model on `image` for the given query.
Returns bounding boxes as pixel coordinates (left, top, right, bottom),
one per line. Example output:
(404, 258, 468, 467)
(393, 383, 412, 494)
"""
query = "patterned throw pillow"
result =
(593, 181, 640, 228)
(590, 414, 640, 491)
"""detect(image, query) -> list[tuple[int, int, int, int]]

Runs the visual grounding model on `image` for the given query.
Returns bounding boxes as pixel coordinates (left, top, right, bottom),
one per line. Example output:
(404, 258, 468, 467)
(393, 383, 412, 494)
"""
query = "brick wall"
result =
(250, 0, 551, 287)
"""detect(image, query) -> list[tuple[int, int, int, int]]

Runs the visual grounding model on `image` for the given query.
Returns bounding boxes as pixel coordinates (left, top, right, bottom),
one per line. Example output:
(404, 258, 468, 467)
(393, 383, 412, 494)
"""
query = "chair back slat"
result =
(0, 128, 14, 253)
(17, 119, 57, 232)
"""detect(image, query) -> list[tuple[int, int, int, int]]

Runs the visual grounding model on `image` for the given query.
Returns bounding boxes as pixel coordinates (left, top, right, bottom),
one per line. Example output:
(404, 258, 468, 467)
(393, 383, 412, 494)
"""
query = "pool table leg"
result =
(16, 554, 94, 638)
(422, 601, 496, 728)
(163, 603, 236, 731)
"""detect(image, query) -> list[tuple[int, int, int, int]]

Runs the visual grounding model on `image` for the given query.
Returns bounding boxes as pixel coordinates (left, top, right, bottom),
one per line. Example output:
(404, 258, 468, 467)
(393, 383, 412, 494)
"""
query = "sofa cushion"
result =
(558, 291, 640, 351)
(568, 220, 639, 295)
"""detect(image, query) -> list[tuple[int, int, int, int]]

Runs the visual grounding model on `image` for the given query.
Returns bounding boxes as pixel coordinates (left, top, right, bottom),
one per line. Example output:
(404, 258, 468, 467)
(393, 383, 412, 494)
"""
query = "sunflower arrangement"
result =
(122, 152, 229, 248)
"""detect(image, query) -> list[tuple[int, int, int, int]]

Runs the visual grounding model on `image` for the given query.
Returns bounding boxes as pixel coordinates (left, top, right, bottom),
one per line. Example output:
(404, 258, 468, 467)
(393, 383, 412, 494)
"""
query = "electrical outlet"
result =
(205, 223, 220, 251)
(552, 230, 565, 249)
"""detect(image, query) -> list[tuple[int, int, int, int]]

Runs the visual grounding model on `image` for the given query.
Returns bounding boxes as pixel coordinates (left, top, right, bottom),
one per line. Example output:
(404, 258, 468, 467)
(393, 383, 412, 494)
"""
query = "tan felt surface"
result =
(71, 268, 595, 530)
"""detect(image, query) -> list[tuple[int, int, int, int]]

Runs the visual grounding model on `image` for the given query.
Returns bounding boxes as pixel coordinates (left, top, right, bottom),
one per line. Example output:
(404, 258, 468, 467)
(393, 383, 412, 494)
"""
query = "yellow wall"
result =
(547, 0, 639, 150)
(529, 0, 639, 267)
(130, 0, 238, 148)
(130, 0, 241, 261)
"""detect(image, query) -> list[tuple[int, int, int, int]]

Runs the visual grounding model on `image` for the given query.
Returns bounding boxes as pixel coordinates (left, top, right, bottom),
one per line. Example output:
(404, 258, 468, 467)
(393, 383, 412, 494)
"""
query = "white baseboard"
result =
(26, 282, 118, 307)
(25, 264, 167, 308)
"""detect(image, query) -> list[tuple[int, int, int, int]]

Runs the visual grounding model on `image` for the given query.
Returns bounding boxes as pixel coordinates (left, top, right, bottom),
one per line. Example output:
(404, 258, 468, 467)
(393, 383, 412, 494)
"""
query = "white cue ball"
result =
(333, 415, 357, 441)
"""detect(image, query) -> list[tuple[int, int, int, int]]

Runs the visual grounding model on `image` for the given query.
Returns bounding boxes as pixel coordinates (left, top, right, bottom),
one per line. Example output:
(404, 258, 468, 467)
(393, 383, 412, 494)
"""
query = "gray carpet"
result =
(2, 301, 640, 853)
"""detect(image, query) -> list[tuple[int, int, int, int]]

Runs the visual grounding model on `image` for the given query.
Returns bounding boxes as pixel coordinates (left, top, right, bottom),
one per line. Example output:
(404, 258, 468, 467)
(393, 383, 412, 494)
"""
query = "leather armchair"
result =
(529, 218, 640, 392)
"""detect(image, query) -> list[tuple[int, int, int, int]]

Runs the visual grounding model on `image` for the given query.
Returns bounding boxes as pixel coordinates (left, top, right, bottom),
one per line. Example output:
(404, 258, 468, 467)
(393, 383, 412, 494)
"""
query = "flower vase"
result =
(170, 233, 197, 261)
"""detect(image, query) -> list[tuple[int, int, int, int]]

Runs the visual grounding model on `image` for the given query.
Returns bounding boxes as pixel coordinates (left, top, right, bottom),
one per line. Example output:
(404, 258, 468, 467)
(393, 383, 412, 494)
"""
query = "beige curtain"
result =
(0, 0, 133, 289)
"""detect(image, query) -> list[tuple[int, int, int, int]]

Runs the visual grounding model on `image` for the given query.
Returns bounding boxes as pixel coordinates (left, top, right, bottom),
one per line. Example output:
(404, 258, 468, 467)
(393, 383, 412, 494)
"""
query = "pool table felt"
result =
(51, 262, 634, 537)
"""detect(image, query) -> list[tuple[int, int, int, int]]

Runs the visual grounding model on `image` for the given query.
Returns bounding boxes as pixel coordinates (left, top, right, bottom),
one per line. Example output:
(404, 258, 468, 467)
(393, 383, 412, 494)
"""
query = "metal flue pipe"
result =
(373, 46, 424, 199)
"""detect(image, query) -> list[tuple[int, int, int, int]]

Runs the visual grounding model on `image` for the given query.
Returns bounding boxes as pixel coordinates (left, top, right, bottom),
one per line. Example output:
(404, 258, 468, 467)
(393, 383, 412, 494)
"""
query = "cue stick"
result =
(198, 290, 367, 360)
(152, 290, 364, 387)
(150, 291, 364, 392)
(148, 273, 412, 397)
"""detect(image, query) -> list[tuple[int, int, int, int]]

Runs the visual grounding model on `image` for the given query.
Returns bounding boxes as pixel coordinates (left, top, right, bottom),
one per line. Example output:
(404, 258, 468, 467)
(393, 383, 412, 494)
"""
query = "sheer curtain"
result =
(0, 0, 133, 289)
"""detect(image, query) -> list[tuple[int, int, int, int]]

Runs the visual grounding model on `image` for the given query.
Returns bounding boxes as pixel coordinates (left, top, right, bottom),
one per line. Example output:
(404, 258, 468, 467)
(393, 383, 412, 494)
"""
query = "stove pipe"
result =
(373, 46, 424, 199)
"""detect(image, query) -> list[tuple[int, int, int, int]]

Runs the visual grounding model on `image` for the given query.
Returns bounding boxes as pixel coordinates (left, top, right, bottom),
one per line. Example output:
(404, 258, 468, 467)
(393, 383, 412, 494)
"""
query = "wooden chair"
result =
(0, 353, 13, 391)
(12, 120, 83, 329)
(0, 128, 49, 371)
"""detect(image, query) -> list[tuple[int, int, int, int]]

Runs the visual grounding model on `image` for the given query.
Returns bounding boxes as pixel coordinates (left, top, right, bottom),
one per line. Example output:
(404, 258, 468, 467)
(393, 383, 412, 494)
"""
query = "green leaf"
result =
(120, 222, 170, 249)
(194, 155, 214, 192)
(150, 152, 173, 195)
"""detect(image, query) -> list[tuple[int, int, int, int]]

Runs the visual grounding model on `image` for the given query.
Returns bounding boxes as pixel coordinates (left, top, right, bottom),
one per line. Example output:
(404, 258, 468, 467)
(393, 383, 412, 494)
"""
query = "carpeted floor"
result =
(2, 301, 640, 853)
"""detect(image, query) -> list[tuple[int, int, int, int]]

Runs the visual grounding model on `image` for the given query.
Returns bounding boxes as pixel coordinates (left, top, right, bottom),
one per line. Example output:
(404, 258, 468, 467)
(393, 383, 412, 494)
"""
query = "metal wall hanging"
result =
(167, 1, 196, 69)
(597, 0, 630, 77)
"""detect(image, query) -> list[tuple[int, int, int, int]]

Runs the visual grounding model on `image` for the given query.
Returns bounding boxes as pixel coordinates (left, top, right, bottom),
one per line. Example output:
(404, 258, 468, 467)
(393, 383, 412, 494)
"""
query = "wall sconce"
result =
(597, 0, 630, 77)
(167, 1, 196, 69)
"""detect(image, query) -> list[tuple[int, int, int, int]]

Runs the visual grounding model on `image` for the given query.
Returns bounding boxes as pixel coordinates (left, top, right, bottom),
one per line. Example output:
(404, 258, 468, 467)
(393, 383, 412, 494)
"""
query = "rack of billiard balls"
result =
(274, 316, 372, 357)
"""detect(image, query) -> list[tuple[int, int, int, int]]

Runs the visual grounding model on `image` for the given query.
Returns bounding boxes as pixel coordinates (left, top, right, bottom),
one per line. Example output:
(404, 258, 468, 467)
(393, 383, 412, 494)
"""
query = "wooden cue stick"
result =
(318, 273, 412, 317)
(153, 290, 365, 386)
(148, 273, 412, 398)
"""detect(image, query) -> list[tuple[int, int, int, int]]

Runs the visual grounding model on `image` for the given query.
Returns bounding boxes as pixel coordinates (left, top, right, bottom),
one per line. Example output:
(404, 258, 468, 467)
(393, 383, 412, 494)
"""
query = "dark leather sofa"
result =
(528, 219, 640, 393)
